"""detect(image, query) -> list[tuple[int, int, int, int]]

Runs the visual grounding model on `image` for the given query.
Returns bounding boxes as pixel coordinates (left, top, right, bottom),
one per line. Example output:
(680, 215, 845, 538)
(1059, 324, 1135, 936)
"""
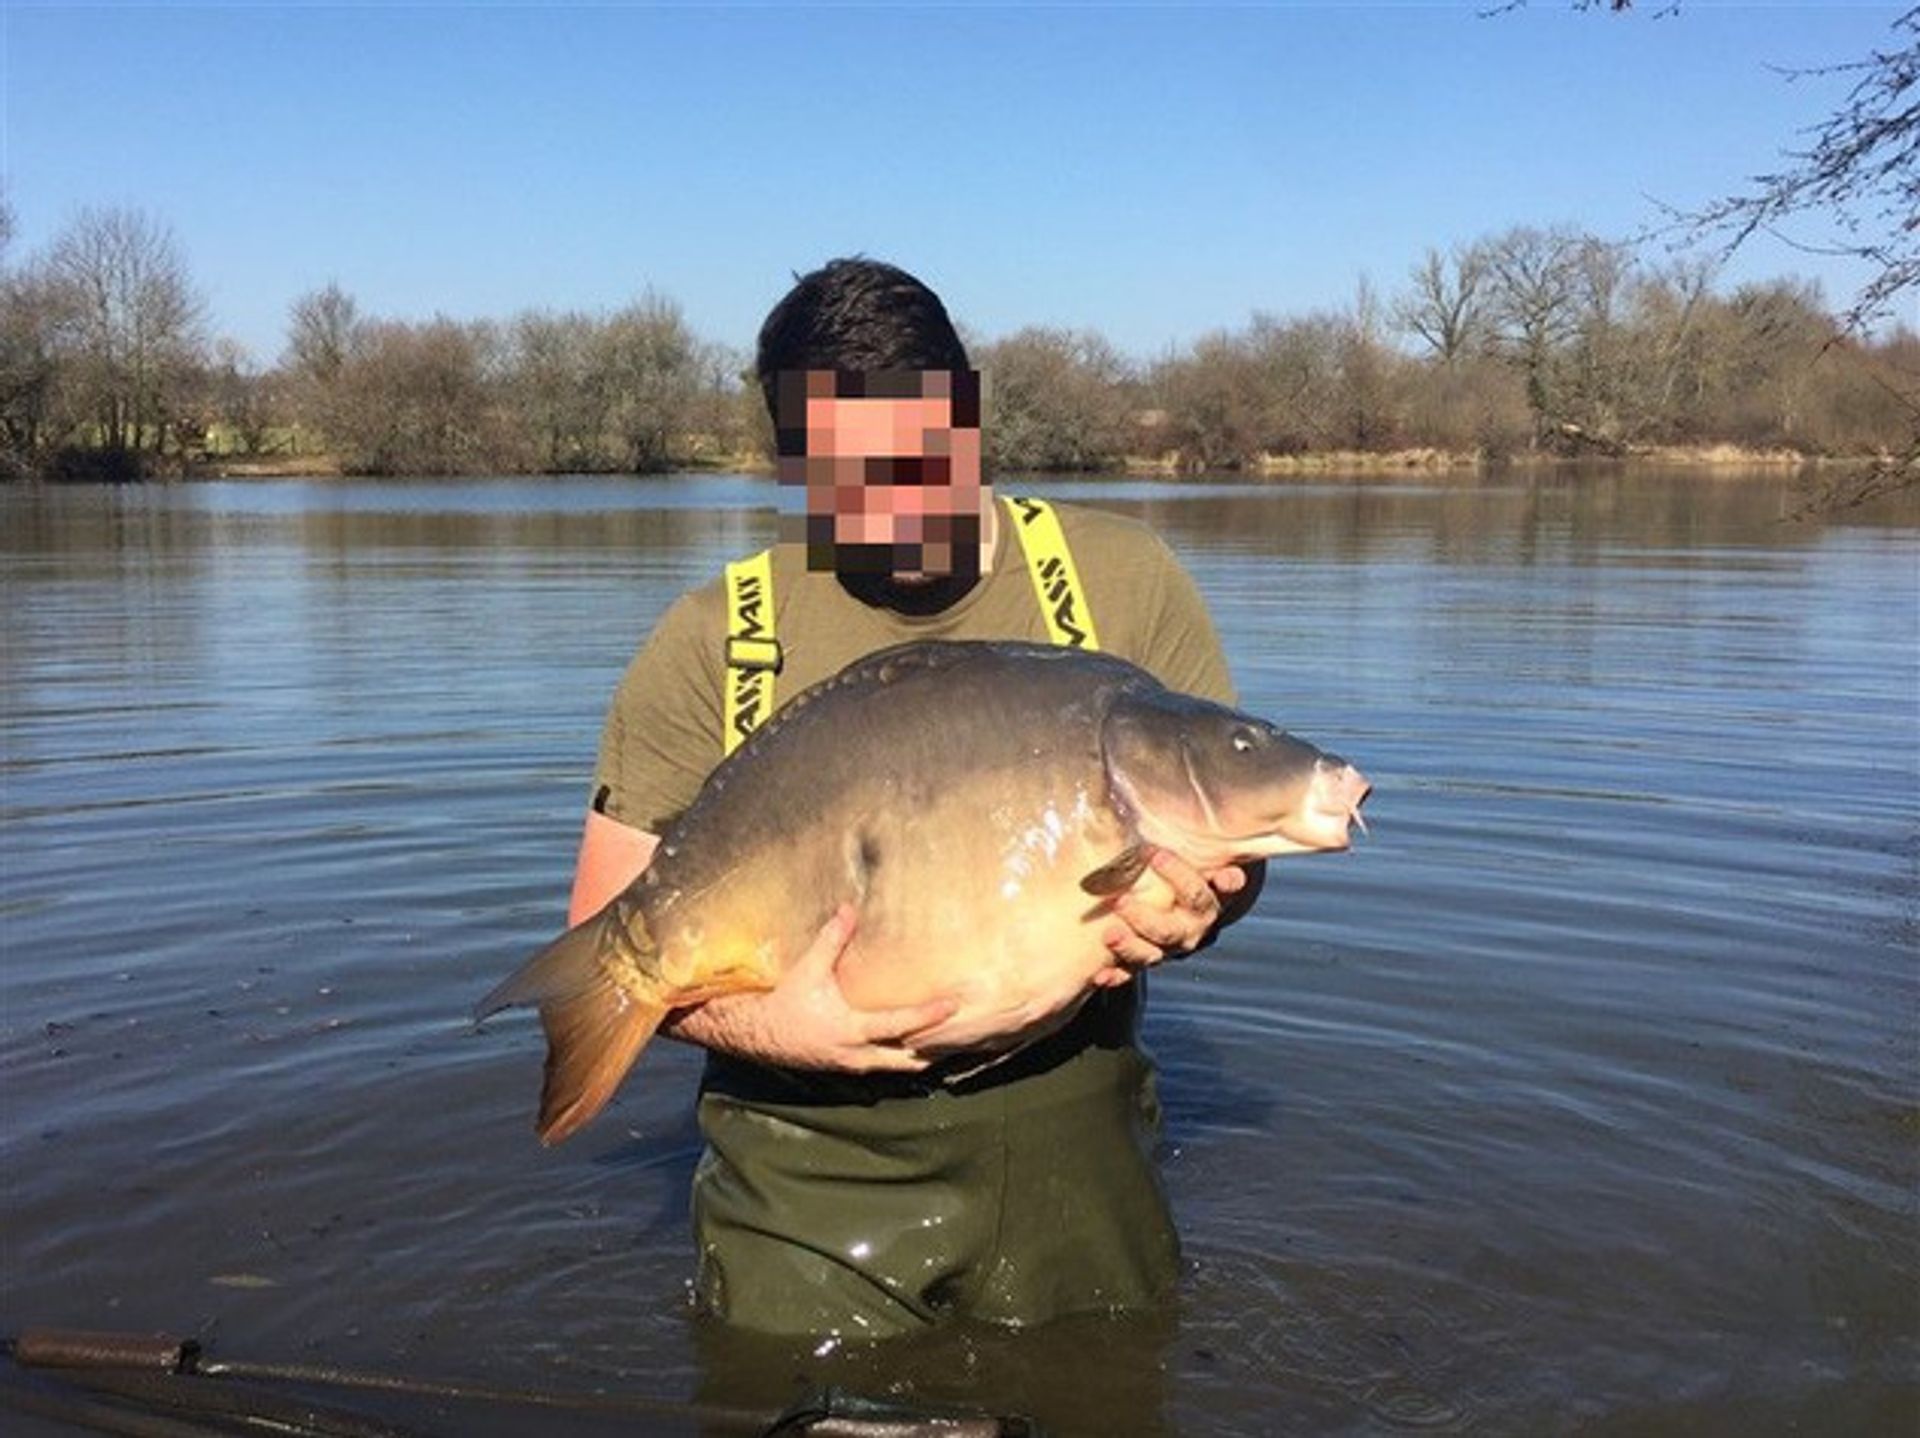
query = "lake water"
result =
(1, 472, 1914, 1436)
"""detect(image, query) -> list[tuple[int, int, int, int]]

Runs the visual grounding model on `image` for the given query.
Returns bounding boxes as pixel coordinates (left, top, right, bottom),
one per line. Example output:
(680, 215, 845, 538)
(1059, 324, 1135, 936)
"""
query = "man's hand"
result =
(660, 904, 959, 1072)
(1091, 852, 1261, 988)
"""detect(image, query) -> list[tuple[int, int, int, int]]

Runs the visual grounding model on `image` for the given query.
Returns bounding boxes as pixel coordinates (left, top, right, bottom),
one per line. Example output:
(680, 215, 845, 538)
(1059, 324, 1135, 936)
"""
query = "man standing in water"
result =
(568, 258, 1263, 1335)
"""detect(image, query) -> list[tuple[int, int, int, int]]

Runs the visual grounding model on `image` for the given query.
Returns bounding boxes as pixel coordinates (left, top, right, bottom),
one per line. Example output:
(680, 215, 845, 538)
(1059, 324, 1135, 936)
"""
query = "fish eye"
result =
(1231, 727, 1257, 753)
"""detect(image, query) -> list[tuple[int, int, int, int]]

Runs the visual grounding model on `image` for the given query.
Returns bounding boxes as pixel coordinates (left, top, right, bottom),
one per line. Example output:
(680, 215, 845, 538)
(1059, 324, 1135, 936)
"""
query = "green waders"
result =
(690, 986, 1180, 1336)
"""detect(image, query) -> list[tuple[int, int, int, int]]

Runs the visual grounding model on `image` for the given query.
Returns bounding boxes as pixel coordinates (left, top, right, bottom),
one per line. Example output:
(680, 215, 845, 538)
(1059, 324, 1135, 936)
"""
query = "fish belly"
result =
(827, 774, 1130, 1054)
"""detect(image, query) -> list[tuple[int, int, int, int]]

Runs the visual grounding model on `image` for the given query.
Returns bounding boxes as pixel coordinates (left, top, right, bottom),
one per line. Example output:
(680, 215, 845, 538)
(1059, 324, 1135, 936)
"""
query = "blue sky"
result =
(3, 2, 1907, 364)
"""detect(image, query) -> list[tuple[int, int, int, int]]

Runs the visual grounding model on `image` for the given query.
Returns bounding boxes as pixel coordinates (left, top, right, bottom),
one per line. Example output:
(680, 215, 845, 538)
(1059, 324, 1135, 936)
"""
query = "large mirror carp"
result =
(480, 640, 1369, 1143)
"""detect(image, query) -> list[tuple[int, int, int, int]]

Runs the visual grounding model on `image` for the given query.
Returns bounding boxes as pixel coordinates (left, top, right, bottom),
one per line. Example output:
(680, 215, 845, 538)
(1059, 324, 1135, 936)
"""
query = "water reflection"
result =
(1, 472, 1914, 1436)
(1033, 466, 1878, 563)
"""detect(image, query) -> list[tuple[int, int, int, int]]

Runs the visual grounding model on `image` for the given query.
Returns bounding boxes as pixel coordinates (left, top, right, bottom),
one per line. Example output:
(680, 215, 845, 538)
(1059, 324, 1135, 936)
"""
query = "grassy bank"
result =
(1128, 444, 1876, 478)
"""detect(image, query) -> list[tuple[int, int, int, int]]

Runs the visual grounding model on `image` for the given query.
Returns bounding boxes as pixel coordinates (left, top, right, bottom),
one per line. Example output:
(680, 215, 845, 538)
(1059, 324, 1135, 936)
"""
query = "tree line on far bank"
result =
(2, 201, 1913, 482)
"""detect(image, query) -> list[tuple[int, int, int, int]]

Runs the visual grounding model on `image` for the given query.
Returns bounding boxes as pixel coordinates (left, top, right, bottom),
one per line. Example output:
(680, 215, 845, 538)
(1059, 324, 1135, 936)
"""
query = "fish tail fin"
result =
(533, 970, 667, 1147)
(476, 903, 669, 1146)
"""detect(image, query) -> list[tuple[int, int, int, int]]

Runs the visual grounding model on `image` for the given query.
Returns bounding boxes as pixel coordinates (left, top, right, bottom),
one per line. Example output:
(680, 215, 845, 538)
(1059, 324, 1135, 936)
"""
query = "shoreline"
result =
(1126, 443, 1855, 477)
(13, 442, 1895, 484)
(179, 443, 1877, 482)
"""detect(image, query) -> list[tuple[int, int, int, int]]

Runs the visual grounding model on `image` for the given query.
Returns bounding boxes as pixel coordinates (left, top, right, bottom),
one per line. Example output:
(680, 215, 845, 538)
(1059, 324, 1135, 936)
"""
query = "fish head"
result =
(1102, 690, 1371, 863)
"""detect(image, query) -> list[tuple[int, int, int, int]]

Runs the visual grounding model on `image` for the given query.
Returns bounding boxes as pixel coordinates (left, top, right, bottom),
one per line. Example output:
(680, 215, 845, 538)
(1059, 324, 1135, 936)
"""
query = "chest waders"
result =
(699, 498, 1177, 1335)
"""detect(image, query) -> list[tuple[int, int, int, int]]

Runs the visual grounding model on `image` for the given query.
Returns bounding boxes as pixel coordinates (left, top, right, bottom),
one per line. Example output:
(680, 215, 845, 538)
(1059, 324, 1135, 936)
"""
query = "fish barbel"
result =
(480, 640, 1370, 1143)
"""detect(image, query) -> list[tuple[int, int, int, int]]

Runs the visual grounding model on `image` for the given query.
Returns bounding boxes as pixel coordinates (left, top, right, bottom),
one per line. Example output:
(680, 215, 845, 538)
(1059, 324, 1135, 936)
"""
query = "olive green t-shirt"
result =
(592, 498, 1234, 835)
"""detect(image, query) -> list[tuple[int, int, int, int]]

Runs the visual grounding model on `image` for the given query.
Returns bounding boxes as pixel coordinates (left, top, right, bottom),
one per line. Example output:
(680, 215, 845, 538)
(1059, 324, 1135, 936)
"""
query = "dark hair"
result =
(755, 258, 971, 422)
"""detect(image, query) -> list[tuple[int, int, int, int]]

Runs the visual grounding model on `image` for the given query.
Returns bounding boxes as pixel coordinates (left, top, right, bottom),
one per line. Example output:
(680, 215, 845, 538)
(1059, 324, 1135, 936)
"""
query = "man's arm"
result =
(568, 808, 657, 925)
(567, 809, 955, 1071)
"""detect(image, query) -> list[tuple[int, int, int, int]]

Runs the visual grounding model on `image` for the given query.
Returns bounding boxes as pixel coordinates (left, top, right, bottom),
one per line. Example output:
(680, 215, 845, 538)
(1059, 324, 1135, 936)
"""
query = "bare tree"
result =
(1338, 276, 1402, 449)
(682, 342, 759, 465)
(978, 327, 1134, 472)
(1243, 311, 1347, 456)
(596, 293, 703, 473)
(1558, 236, 1635, 446)
(1719, 278, 1837, 445)
(1395, 243, 1492, 365)
(206, 338, 284, 457)
(46, 206, 207, 464)
(1484, 225, 1592, 444)
(1146, 311, 1353, 471)
(1150, 334, 1253, 472)
(506, 309, 607, 471)
(1548, 0, 1919, 497)
(288, 282, 361, 385)
(1619, 256, 1719, 439)
(324, 318, 502, 475)
(1686, 6, 1920, 501)
(285, 283, 364, 458)
(0, 259, 82, 469)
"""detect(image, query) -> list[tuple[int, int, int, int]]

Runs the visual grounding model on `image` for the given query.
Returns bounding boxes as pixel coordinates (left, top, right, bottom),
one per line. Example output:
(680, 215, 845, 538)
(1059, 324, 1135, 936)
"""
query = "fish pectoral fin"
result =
(1080, 842, 1157, 897)
(668, 973, 777, 1008)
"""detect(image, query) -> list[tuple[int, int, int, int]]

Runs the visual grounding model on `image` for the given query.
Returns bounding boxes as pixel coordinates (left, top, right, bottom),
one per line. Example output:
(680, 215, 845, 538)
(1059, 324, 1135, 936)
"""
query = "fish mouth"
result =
(1308, 761, 1372, 849)
(1264, 760, 1371, 853)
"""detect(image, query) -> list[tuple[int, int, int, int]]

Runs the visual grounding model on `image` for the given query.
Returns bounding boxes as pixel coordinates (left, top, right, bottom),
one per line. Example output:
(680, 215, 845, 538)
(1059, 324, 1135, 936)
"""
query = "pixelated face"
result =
(775, 369, 987, 581)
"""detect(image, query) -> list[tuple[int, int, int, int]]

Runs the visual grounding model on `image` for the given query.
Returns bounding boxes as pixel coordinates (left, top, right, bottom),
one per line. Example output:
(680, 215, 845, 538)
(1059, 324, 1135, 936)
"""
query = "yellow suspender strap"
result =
(721, 503, 1092, 754)
(722, 548, 779, 756)
(1004, 496, 1100, 651)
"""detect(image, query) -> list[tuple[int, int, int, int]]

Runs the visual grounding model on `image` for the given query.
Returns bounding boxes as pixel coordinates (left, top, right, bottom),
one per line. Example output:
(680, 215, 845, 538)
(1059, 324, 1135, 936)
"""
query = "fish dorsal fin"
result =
(715, 641, 949, 770)
(1080, 843, 1155, 897)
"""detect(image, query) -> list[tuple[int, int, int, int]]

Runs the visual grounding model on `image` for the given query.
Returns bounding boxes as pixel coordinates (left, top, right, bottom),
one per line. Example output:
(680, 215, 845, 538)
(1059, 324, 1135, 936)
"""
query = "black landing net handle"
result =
(2, 1327, 1045, 1438)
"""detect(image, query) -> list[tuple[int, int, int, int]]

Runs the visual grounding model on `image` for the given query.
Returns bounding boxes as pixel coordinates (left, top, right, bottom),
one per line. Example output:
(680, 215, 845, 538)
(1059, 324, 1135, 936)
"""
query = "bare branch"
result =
(1672, 8, 1918, 333)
